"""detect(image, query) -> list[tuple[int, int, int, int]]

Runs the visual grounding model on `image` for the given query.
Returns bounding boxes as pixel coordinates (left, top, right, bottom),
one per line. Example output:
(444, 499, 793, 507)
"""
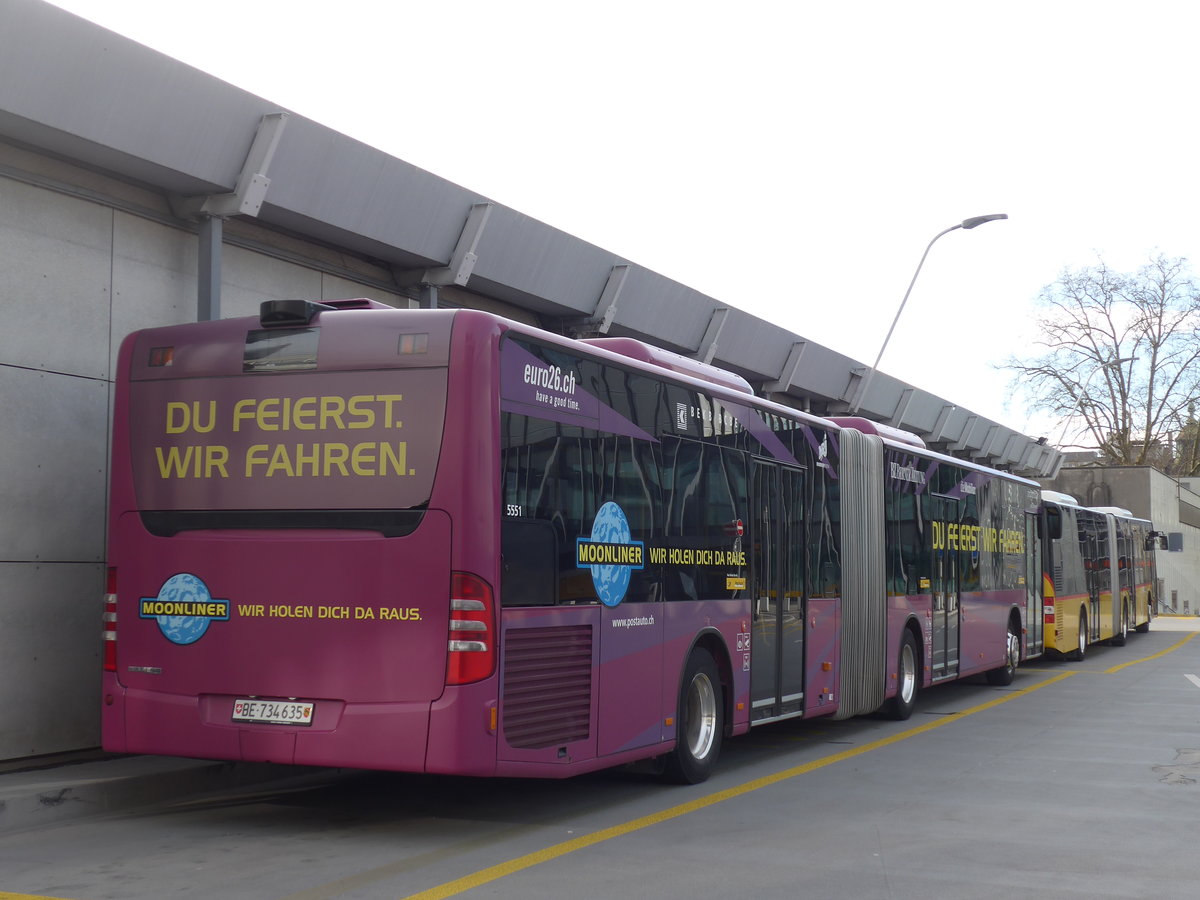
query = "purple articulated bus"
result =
(102, 299, 1042, 783)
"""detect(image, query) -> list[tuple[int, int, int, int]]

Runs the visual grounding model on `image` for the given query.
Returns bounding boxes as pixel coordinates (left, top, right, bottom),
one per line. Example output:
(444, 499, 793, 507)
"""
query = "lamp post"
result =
(850, 213, 1008, 415)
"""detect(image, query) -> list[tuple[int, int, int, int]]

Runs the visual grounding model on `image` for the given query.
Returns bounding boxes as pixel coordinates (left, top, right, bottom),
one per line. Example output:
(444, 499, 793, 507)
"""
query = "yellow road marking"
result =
(1106, 632, 1196, 673)
(0, 893, 76, 900)
(401, 671, 1076, 900)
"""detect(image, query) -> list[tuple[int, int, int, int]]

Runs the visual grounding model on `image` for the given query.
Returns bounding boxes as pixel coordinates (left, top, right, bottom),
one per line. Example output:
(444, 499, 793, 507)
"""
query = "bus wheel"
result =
(664, 648, 724, 784)
(1071, 611, 1087, 662)
(885, 631, 920, 720)
(986, 619, 1020, 686)
(1111, 600, 1129, 647)
(1135, 602, 1152, 633)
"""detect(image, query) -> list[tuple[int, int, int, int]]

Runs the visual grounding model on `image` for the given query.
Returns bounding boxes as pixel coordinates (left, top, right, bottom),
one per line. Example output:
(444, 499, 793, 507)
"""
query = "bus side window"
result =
(501, 519, 558, 606)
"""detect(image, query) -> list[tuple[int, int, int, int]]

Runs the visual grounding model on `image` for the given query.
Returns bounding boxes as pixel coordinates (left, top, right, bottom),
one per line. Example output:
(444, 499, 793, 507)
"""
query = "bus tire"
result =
(885, 630, 920, 720)
(1070, 610, 1087, 661)
(664, 647, 724, 784)
(1135, 601, 1152, 633)
(1111, 600, 1129, 647)
(986, 618, 1020, 686)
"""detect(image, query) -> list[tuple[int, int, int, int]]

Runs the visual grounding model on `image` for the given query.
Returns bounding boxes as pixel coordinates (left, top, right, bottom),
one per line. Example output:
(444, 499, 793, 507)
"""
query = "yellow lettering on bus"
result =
(320, 396, 347, 429)
(165, 401, 218, 435)
(378, 442, 407, 475)
(266, 443, 295, 477)
(204, 445, 229, 478)
(256, 397, 280, 431)
(232, 398, 257, 432)
(237, 441, 414, 478)
(292, 396, 316, 430)
(166, 402, 190, 434)
(245, 444, 269, 476)
(293, 442, 319, 476)
(377, 394, 404, 427)
(154, 445, 229, 479)
(155, 446, 191, 477)
(351, 442, 376, 475)
(347, 395, 376, 429)
(323, 442, 350, 475)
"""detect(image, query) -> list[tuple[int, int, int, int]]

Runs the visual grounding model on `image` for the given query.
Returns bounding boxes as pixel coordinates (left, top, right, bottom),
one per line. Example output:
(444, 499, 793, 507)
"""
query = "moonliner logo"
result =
(139, 573, 230, 645)
(889, 461, 927, 485)
(577, 502, 644, 608)
(577, 542, 645, 566)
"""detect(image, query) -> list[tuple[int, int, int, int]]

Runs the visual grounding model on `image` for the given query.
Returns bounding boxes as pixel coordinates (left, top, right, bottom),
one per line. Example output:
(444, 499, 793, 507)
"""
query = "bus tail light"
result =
(1043, 604, 1056, 625)
(147, 346, 174, 367)
(446, 572, 496, 685)
(103, 567, 118, 673)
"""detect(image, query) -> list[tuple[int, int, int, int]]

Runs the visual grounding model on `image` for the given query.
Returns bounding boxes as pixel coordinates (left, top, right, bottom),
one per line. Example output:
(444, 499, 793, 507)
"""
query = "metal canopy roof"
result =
(0, 0, 1062, 478)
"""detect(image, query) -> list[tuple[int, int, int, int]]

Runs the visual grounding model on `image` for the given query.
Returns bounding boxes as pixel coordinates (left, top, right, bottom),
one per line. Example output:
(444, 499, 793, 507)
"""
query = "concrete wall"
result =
(1044, 466, 1200, 616)
(0, 139, 409, 759)
(1153, 474, 1200, 615)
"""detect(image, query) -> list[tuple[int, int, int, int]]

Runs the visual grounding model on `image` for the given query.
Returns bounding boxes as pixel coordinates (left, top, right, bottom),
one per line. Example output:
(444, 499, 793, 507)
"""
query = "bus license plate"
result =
(231, 698, 315, 726)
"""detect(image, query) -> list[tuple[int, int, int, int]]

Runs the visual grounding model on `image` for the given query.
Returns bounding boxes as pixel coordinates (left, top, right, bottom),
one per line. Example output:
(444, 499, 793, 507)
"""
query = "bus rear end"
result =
(102, 300, 498, 773)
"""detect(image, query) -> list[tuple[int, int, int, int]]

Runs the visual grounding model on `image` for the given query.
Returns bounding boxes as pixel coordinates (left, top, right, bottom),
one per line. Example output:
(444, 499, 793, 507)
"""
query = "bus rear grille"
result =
(502, 625, 593, 749)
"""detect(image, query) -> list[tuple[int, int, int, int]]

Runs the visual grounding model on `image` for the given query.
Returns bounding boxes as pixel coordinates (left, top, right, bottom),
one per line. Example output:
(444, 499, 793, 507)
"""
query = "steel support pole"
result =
(197, 215, 223, 321)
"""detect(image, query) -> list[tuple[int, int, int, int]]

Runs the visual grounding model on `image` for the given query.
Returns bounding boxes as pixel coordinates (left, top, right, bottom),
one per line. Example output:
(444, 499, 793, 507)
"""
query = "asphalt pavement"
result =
(0, 750, 336, 835)
(3, 615, 1198, 836)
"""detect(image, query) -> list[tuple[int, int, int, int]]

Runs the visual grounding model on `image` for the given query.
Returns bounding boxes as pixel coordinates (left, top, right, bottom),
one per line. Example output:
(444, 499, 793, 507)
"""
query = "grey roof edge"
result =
(0, 0, 1063, 478)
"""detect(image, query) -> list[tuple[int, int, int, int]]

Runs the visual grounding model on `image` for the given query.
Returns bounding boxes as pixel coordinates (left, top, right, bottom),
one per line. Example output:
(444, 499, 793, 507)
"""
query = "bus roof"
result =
(1041, 489, 1080, 506)
(580, 337, 755, 394)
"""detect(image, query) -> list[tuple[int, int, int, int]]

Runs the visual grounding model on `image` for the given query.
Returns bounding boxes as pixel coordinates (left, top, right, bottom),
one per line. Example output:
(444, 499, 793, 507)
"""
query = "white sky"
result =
(44, 0, 1200, 441)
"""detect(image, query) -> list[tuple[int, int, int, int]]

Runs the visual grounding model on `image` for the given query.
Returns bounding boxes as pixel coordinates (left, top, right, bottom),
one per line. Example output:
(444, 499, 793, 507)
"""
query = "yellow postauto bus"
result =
(1039, 490, 1163, 660)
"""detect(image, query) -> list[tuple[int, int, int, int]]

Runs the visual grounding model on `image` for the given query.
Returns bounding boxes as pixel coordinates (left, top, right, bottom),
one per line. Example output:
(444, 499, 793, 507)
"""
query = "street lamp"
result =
(850, 213, 1008, 415)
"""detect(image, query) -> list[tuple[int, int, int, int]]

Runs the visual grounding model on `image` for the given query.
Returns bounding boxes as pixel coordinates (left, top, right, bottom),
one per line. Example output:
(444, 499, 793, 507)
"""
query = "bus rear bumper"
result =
(102, 683, 436, 773)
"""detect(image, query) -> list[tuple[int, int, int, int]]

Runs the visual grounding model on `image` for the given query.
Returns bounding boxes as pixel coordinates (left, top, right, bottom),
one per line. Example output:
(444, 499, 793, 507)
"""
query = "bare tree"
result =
(1005, 254, 1200, 473)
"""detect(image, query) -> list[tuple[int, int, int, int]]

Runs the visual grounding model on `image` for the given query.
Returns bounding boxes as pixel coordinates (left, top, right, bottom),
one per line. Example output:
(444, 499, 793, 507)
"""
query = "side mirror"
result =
(1045, 508, 1063, 541)
(1145, 531, 1168, 551)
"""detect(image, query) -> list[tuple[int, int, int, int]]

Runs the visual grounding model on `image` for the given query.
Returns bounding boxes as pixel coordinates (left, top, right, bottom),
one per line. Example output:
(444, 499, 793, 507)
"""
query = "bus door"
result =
(931, 495, 960, 681)
(1024, 512, 1044, 657)
(749, 460, 806, 722)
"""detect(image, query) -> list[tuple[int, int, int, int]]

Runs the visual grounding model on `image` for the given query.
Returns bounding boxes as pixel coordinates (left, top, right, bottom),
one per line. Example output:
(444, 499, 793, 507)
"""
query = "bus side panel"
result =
(958, 590, 1023, 677)
(1045, 591, 1088, 655)
(423, 679, 501, 777)
(496, 606, 600, 772)
(805, 596, 841, 717)
(599, 602, 666, 756)
(885, 596, 927, 702)
(1135, 576, 1154, 627)
(1097, 589, 1116, 641)
(661, 598, 751, 738)
(493, 599, 749, 775)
